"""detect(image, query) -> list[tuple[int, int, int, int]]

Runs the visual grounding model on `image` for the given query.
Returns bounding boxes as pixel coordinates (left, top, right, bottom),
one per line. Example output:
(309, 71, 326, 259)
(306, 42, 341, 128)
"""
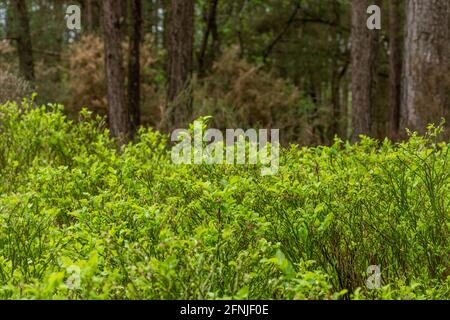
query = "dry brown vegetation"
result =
(0, 70, 32, 105)
(194, 47, 313, 144)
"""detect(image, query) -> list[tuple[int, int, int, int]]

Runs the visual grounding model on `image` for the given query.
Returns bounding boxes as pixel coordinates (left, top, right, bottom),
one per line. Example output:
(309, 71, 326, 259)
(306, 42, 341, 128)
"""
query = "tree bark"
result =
(330, 0, 344, 140)
(198, 0, 219, 76)
(351, 0, 381, 141)
(103, 0, 132, 145)
(388, 0, 403, 140)
(166, 0, 194, 129)
(401, 0, 450, 134)
(11, 0, 35, 81)
(81, 0, 101, 33)
(53, 0, 63, 82)
(86, 0, 94, 32)
(128, 0, 142, 131)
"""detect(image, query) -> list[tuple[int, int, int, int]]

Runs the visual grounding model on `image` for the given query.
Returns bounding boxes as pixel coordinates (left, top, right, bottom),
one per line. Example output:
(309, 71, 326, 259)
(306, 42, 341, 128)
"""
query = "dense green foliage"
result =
(0, 100, 449, 299)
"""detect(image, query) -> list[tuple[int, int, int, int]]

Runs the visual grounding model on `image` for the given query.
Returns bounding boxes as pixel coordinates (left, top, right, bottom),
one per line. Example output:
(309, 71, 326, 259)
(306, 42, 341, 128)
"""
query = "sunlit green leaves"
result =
(0, 102, 449, 299)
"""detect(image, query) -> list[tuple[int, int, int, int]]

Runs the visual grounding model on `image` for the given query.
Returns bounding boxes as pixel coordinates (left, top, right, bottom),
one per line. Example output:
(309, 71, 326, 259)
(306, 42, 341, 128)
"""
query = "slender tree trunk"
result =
(86, 0, 94, 32)
(401, 0, 450, 134)
(11, 0, 35, 81)
(103, 0, 132, 145)
(198, 0, 219, 76)
(166, 0, 194, 129)
(330, 0, 342, 139)
(388, 0, 403, 140)
(209, 2, 220, 63)
(53, 0, 63, 82)
(342, 76, 351, 138)
(85, 0, 101, 33)
(128, 0, 142, 131)
(331, 65, 341, 139)
(351, 0, 381, 141)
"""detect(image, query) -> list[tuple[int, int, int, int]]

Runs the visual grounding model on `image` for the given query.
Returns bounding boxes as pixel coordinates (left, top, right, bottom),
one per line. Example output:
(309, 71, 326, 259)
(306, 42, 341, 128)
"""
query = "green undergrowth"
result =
(0, 100, 449, 299)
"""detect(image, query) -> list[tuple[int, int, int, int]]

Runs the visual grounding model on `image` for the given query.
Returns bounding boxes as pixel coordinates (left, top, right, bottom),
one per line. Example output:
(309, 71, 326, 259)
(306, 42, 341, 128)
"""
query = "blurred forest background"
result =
(0, 0, 449, 146)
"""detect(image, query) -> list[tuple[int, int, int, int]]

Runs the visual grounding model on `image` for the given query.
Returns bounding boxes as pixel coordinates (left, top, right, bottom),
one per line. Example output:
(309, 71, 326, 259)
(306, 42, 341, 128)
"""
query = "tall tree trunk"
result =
(128, 0, 142, 131)
(351, 0, 381, 141)
(166, 0, 194, 129)
(388, 0, 403, 140)
(209, 1, 220, 64)
(86, 0, 94, 32)
(401, 0, 450, 134)
(103, 0, 132, 145)
(198, 0, 219, 76)
(53, 0, 63, 82)
(11, 0, 35, 81)
(331, 63, 341, 139)
(85, 0, 101, 33)
(342, 76, 351, 139)
(330, 0, 343, 140)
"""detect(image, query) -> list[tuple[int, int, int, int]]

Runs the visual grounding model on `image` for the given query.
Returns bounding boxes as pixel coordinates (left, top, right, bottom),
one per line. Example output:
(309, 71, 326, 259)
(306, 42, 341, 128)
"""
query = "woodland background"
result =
(0, 0, 448, 146)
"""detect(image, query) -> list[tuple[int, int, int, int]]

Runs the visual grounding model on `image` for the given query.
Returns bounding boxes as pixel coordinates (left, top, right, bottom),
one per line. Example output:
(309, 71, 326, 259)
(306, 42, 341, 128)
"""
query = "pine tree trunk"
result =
(198, 0, 219, 76)
(103, 0, 132, 145)
(128, 0, 142, 131)
(388, 0, 403, 140)
(330, 0, 343, 140)
(86, 0, 94, 32)
(12, 0, 35, 81)
(166, 0, 194, 129)
(351, 0, 381, 141)
(401, 0, 450, 134)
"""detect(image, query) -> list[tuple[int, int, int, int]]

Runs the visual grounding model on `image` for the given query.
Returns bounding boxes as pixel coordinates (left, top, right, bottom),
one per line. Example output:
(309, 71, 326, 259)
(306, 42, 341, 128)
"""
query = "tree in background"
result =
(166, 0, 194, 129)
(198, 0, 220, 77)
(82, 0, 101, 33)
(401, 0, 450, 135)
(330, 0, 347, 140)
(351, 0, 381, 141)
(2, 0, 449, 145)
(11, 0, 34, 81)
(388, 0, 403, 140)
(128, 0, 142, 132)
(103, 0, 132, 144)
